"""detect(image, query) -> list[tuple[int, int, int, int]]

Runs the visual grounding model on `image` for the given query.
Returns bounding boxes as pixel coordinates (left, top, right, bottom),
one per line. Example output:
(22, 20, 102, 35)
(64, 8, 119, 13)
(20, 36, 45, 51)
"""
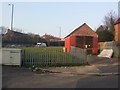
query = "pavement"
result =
(34, 55, 120, 76)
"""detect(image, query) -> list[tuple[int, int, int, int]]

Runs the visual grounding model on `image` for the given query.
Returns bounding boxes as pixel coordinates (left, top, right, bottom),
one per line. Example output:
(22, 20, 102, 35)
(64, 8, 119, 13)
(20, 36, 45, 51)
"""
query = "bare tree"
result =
(96, 11, 118, 42)
(103, 11, 117, 27)
(103, 10, 117, 40)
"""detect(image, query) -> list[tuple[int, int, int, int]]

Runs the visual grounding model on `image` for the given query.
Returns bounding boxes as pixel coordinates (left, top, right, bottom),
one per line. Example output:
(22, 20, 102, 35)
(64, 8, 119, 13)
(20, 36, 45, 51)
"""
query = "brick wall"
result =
(114, 23, 120, 41)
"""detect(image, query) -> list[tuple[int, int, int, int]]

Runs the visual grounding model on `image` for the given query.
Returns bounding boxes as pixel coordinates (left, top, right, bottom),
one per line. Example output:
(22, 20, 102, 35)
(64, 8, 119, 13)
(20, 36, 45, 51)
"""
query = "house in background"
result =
(114, 18, 120, 42)
(64, 23, 98, 54)
(41, 34, 64, 46)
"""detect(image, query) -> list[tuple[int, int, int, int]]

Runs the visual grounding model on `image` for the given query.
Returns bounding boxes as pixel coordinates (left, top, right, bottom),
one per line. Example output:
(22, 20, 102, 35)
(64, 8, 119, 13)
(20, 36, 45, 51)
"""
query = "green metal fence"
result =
(22, 47, 87, 67)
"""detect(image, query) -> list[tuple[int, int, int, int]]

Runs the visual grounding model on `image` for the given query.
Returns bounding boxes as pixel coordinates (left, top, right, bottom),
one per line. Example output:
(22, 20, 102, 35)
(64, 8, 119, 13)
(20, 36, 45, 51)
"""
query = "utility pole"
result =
(8, 4, 14, 30)
(59, 26, 61, 38)
(58, 26, 61, 46)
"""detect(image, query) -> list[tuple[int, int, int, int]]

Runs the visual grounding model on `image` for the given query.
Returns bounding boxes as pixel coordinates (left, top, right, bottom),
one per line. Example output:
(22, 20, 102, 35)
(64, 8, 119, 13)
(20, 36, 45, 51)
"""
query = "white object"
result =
(1, 48, 21, 66)
(36, 43, 46, 47)
(98, 49, 113, 58)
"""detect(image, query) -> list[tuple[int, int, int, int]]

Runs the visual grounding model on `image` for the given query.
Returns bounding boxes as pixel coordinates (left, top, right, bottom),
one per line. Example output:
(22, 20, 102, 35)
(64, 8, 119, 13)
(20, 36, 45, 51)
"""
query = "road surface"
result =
(2, 66, 119, 88)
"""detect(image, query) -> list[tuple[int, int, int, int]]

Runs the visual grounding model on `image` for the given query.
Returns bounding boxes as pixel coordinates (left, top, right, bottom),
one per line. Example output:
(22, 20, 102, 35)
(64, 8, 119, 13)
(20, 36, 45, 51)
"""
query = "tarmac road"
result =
(76, 75, 118, 88)
(2, 56, 119, 88)
(2, 66, 119, 88)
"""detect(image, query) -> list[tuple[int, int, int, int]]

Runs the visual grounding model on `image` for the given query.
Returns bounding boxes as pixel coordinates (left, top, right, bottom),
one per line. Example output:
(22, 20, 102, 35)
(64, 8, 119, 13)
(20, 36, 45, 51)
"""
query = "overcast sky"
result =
(0, 1, 119, 38)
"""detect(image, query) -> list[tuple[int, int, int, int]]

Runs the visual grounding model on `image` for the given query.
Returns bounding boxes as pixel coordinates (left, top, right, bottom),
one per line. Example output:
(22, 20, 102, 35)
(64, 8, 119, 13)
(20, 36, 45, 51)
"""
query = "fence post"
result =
(23, 50, 25, 66)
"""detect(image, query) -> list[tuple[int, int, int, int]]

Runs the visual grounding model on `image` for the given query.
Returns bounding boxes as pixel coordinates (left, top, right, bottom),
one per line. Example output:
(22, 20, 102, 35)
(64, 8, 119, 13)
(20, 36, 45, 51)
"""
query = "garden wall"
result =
(70, 46, 87, 62)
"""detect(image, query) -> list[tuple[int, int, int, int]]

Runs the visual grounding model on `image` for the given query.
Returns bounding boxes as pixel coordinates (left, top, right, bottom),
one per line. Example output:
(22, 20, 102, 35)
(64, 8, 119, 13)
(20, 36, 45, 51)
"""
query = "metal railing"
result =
(22, 47, 87, 67)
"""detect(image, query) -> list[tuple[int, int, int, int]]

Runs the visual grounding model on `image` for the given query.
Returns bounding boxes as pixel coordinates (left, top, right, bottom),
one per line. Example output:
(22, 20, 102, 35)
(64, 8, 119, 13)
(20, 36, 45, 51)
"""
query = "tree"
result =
(2, 30, 47, 46)
(103, 11, 117, 40)
(96, 25, 113, 42)
(27, 33, 47, 45)
(96, 11, 118, 42)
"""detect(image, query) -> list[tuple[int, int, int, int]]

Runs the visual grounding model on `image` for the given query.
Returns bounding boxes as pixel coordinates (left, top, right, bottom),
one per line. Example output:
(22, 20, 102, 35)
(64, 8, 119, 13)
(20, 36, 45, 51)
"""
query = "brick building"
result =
(64, 23, 98, 54)
(114, 18, 120, 42)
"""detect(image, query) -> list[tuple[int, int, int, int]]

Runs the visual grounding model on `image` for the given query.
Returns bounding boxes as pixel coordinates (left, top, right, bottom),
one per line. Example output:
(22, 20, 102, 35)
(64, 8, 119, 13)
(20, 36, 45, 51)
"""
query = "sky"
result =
(0, 1, 119, 38)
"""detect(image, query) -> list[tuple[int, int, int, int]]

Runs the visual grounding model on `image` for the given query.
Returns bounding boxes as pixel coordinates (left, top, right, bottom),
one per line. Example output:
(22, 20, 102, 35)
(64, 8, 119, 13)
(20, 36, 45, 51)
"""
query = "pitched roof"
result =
(114, 18, 120, 25)
(64, 23, 97, 38)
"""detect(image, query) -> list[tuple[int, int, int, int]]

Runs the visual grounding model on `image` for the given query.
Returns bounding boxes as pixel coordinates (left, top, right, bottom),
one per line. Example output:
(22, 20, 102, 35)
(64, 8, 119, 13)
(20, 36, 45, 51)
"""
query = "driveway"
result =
(87, 55, 119, 73)
(87, 55, 119, 65)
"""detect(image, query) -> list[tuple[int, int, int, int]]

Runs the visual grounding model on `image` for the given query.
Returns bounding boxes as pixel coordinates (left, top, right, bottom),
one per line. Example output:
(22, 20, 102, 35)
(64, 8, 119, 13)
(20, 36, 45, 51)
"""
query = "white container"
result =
(1, 48, 21, 66)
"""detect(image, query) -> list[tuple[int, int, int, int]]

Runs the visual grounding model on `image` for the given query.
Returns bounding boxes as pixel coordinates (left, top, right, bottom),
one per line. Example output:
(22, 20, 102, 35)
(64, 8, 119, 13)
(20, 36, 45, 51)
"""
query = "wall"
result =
(114, 23, 120, 41)
(65, 36, 76, 52)
(98, 42, 106, 51)
(93, 36, 98, 54)
(70, 35, 76, 46)
(65, 37, 70, 52)
(113, 46, 120, 58)
(70, 46, 87, 62)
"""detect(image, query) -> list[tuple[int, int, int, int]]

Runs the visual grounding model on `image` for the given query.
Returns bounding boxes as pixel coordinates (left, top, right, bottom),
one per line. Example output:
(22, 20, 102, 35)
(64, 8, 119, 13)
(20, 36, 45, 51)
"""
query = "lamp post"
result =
(8, 4, 14, 30)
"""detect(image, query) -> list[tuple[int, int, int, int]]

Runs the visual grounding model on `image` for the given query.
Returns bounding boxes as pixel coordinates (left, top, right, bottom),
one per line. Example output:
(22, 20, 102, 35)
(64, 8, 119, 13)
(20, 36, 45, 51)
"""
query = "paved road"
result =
(76, 75, 118, 88)
(2, 66, 119, 88)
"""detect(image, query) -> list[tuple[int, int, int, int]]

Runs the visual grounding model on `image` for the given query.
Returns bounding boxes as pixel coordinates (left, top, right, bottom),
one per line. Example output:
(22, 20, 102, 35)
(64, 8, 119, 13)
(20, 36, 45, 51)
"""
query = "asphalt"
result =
(2, 66, 119, 88)
(2, 56, 119, 88)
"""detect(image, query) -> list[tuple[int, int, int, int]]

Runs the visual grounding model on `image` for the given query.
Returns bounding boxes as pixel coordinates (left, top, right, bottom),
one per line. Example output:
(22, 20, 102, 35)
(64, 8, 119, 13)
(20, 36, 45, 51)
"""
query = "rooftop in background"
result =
(114, 18, 120, 25)
(41, 34, 62, 41)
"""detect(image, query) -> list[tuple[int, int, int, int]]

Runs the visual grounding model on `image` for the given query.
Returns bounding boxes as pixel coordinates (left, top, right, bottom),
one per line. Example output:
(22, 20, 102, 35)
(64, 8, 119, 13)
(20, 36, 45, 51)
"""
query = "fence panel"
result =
(22, 47, 87, 67)
(70, 46, 87, 64)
